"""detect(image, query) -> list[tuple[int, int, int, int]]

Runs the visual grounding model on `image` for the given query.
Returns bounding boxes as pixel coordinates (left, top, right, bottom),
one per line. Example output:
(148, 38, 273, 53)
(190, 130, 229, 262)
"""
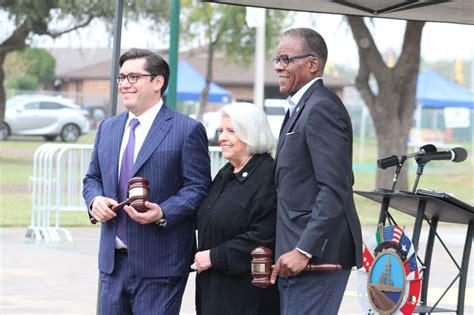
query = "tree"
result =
(5, 48, 55, 90)
(0, 1, 111, 138)
(347, 16, 425, 190)
(0, 0, 169, 139)
(181, 2, 289, 121)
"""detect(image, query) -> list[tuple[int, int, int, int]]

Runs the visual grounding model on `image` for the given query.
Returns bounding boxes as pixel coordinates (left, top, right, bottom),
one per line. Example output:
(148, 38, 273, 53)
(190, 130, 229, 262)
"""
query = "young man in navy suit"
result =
(83, 48, 211, 314)
(270, 28, 363, 314)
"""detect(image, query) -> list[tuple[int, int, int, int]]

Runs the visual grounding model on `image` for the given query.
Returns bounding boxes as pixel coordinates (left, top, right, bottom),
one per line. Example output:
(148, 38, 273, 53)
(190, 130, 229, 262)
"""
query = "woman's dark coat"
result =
(196, 153, 280, 315)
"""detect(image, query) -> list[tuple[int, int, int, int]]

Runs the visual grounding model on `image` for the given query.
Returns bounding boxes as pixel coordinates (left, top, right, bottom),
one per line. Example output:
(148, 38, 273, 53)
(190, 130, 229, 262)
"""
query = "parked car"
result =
(4, 95, 90, 142)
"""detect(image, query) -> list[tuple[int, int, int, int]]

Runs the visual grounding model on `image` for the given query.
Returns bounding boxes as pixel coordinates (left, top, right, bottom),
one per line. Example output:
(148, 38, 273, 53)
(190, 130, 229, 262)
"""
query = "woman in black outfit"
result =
(194, 102, 280, 315)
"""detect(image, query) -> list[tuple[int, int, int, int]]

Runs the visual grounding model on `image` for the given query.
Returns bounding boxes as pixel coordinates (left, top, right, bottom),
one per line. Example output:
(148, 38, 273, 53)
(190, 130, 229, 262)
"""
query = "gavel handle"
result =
(111, 199, 130, 212)
(304, 263, 342, 272)
(90, 199, 130, 224)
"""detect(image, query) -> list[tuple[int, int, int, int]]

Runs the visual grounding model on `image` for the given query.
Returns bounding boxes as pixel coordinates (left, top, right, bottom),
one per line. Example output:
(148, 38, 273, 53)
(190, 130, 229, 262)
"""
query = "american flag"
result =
(383, 225, 404, 245)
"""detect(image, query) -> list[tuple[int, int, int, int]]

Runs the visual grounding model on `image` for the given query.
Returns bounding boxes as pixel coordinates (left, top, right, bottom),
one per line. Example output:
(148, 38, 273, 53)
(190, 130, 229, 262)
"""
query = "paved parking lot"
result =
(1, 226, 472, 314)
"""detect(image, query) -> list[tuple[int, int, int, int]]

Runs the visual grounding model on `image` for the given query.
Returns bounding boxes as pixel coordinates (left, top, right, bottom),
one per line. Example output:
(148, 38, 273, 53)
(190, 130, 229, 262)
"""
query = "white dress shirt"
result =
(118, 100, 163, 177)
(286, 77, 322, 116)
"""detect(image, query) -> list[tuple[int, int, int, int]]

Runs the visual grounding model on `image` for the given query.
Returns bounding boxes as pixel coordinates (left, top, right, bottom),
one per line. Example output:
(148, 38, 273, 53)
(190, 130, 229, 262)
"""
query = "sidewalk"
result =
(1, 226, 472, 314)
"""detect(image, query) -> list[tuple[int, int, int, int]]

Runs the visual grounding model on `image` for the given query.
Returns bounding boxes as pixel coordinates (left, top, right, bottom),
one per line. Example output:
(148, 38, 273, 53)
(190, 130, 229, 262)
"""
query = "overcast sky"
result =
(26, 11, 474, 69)
(299, 13, 474, 66)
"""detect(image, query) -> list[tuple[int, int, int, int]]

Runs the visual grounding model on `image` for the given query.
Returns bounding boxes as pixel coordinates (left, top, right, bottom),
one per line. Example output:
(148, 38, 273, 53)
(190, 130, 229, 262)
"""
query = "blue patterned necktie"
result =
(116, 118, 140, 245)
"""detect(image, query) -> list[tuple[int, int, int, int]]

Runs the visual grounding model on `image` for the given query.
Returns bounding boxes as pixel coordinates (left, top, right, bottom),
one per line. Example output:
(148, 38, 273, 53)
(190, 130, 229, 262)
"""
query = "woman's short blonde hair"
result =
(221, 102, 275, 155)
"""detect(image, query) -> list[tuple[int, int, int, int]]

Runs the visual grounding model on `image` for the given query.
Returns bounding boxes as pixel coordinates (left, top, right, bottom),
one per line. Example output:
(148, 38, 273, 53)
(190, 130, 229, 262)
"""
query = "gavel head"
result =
(127, 177, 149, 212)
(250, 246, 273, 288)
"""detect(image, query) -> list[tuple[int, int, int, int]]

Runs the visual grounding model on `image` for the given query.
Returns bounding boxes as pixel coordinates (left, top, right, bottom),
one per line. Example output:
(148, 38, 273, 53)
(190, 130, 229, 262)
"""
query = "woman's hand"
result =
(194, 250, 212, 273)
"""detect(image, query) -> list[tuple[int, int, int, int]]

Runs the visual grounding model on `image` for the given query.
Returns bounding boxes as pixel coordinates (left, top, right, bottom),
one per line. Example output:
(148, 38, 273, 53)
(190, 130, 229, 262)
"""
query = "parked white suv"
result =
(4, 95, 90, 142)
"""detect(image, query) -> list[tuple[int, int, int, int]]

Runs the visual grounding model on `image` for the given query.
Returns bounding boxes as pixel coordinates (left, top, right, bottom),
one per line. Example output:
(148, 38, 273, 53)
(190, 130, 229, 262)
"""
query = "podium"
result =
(355, 189, 473, 314)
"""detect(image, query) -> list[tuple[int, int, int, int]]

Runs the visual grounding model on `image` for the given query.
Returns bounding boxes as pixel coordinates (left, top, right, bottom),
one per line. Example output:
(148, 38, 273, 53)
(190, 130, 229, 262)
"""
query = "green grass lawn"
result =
(0, 133, 96, 227)
(0, 131, 472, 227)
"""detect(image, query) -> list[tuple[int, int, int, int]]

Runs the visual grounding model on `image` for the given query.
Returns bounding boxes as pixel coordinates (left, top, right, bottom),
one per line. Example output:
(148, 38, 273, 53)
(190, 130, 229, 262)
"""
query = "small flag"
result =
(376, 225, 383, 243)
(399, 232, 415, 260)
(362, 245, 374, 272)
(382, 225, 403, 245)
(404, 254, 421, 280)
(367, 229, 380, 253)
(392, 226, 403, 244)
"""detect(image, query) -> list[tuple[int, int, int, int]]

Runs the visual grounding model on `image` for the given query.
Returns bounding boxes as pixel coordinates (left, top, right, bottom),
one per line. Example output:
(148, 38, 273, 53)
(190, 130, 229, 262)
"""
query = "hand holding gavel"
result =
(90, 177, 149, 224)
(251, 246, 341, 288)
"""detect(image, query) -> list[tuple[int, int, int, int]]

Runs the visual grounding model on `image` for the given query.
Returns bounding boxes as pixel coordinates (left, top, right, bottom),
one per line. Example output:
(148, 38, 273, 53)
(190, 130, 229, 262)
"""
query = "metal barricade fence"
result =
(27, 144, 94, 241)
(27, 144, 225, 241)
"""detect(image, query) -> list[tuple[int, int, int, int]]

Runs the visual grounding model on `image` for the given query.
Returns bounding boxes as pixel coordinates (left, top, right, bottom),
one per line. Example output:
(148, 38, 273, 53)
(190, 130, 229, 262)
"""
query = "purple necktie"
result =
(116, 118, 140, 245)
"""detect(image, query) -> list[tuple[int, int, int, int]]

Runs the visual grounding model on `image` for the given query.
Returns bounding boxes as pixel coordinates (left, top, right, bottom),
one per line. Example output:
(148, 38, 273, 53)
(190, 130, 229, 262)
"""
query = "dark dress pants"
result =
(278, 269, 351, 315)
(100, 251, 188, 315)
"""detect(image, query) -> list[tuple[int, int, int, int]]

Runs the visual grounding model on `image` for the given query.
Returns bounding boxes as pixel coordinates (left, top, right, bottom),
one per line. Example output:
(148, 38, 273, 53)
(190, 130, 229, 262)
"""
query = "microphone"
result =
(377, 144, 437, 169)
(415, 147, 468, 165)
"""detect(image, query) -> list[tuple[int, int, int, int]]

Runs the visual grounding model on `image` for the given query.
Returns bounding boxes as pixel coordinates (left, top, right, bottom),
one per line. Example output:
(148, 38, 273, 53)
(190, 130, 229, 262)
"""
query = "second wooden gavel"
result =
(90, 177, 149, 224)
(250, 246, 342, 288)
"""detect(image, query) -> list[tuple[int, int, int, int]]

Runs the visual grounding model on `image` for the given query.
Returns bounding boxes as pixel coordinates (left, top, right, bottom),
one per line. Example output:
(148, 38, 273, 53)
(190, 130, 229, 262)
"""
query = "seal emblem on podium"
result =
(357, 224, 423, 314)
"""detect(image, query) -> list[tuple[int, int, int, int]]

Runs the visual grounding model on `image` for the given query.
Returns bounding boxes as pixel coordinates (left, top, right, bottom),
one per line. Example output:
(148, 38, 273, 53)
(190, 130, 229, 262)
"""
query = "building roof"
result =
(49, 48, 352, 87)
(183, 51, 352, 87)
(49, 48, 119, 77)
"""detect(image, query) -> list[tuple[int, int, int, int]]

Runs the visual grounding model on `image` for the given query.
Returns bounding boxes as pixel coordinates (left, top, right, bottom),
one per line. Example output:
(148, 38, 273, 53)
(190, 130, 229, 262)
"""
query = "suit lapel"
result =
(275, 105, 303, 162)
(132, 105, 173, 175)
(275, 79, 324, 163)
(278, 110, 290, 138)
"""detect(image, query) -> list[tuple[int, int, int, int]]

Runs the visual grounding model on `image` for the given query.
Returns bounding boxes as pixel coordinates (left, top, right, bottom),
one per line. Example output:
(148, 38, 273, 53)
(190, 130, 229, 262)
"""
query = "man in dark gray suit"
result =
(83, 48, 211, 314)
(269, 28, 363, 314)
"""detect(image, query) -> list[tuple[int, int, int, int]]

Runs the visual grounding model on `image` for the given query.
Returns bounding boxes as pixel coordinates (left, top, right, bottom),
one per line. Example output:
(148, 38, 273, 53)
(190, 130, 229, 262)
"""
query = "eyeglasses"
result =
(272, 53, 315, 67)
(115, 73, 155, 84)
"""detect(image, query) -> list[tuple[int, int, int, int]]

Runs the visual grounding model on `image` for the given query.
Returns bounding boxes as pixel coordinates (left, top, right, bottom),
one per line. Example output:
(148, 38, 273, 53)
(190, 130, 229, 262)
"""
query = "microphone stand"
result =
(379, 156, 406, 225)
(390, 156, 407, 191)
(379, 156, 407, 225)
(412, 160, 427, 193)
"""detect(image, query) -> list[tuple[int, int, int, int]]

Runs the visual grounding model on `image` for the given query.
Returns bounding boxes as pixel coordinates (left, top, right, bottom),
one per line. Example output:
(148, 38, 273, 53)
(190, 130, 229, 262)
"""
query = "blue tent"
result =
(170, 60, 231, 103)
(417, 69, 474, 109)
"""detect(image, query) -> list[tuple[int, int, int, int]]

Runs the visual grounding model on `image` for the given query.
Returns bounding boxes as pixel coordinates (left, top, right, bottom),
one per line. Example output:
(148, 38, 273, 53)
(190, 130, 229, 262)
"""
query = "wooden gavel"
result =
(250, 246, 342, 288)
(90, 177, 149, 224)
